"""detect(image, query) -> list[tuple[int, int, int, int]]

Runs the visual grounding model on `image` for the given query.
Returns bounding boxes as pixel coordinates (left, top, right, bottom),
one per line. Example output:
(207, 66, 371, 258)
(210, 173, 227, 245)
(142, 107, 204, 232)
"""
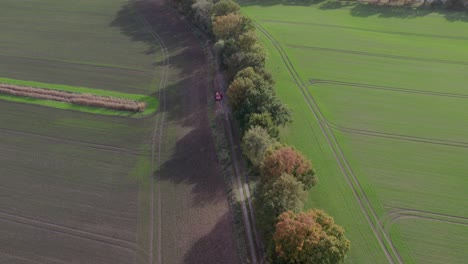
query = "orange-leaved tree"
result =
(261, 146, 317, 189)
(274, 210, 350, 264)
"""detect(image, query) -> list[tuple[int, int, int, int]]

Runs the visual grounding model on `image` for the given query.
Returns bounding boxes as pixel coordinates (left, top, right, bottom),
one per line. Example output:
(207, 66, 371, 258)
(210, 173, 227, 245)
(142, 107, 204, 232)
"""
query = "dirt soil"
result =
(0, 0, 240, 263)
(137, 0, 240, 263)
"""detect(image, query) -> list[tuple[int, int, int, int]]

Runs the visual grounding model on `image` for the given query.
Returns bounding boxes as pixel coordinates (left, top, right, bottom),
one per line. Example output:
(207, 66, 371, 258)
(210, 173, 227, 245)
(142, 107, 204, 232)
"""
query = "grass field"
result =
(0, 0, 239, 263)
(241, 1, 468, 263)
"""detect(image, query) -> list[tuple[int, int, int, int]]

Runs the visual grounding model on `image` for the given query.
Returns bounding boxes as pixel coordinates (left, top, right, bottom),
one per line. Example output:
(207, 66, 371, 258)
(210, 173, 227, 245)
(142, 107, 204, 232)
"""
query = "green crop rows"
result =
(242, 1, 468, 263)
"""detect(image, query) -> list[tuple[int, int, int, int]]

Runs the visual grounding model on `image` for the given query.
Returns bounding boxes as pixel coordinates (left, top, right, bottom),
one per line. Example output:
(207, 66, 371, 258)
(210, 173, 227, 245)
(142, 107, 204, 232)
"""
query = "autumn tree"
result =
(262, 146, 316, 189)
(212, 13, 253, 41)
(254, 173, 307, 236)
(242, 126, 277, 169)
(273, 210, 351, 264)
(211, 0, 240, 18)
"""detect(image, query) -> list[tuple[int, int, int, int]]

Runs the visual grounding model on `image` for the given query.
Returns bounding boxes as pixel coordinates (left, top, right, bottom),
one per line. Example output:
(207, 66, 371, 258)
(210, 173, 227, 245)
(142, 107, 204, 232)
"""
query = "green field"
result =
(242, 1, 468, 263)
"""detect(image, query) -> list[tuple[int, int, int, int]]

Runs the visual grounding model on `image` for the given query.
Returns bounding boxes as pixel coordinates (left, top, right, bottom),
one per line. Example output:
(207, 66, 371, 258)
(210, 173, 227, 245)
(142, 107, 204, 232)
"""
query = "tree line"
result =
(172, 0, 350, 262)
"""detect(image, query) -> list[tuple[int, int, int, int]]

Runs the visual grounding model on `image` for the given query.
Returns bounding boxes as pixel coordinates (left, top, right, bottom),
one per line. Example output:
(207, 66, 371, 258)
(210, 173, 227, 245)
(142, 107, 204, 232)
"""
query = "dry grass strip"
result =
(0, 84, 146, 112)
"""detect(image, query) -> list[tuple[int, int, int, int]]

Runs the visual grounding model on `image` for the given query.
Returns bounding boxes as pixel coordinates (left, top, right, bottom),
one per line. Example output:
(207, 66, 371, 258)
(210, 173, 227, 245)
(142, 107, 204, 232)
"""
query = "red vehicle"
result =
(215, 91, 223, 102)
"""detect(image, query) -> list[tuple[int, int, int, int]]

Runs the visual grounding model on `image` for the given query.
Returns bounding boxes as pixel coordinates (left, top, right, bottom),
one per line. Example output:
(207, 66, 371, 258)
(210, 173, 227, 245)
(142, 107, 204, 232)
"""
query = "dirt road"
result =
(136, 0, 240, 263)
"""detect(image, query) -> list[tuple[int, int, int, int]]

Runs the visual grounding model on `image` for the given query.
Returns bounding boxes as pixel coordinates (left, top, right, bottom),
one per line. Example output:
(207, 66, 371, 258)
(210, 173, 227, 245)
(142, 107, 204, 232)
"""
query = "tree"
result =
(211, 0, 240, 18)
(262, 146, 317, 189)
(246, 112, 279, 139)
(254, 173, 307, 236)
(212, 13, 242, 40)
(227, 67, 291, 129)
(238, 30, 259, 52)
(242, 126, 275, 168)
(191, 0, 213, 32)
(273, 210, 351, 264)
(223, 49, 266, 77)
(227, 67, 272, 111)
(212, 13, 253, 41)
(226, 72, 255, 110)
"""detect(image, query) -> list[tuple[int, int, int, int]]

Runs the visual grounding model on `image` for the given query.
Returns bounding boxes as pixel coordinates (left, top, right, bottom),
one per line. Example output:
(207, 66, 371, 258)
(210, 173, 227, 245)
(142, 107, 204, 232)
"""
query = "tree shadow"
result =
(110, 0, 201, 75)
(183, 212, 241, 264)
(239, 0, 468, 22)
(239, 0, 327, 7)
(348, 2, 468, 22)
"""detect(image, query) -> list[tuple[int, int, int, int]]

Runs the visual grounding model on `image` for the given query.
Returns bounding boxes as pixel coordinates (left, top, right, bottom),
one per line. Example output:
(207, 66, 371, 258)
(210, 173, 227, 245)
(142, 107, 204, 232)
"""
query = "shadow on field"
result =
(111, 0, 239, 261)
(111, 0, 228, 204)
(183, 212, 241, 263)
(240, 0, 468, 22)
(110, 0, 199, 75)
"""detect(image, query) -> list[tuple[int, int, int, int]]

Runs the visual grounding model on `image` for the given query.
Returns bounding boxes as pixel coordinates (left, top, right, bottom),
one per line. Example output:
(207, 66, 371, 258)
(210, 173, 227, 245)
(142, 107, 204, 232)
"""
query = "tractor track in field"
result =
(255, 22, 402, 264)
(134, 3, 169, 264)
(308, 79, 468, 99)
(287, 44, 468, 65)
(0, 127, 149, 156)
(381, 208, 468, 231)
(326, 121, 468, 148)
(0, 252, 44, 264)
(0, 54, 155, 77)
(0, 211, 137, 251)
(263, 19, 468, 41)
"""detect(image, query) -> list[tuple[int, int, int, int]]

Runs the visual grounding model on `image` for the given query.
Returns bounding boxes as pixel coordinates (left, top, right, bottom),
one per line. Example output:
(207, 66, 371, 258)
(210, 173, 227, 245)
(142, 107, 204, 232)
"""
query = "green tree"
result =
(242, 126, 275, 169)
(224, 48, 266, 77)
(211, 0, 240, 18)
(255, 173, 307, 236)
(273, 210, 351, 264)
(227, 67, 272, 111)
(246, 112, 279, 139)
(238, 30, 259, 51)
(262, 146, 317, 189)
(228, 68, 291, 129)
(191, 0, 213, 32)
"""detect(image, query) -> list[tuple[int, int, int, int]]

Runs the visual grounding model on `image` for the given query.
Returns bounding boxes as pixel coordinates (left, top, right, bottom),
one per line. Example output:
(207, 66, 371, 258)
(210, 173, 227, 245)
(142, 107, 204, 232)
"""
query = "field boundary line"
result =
(0, 252, 46, 264)
(262, 19, 468, 40)
(326, 121, 468, 148)
(255, 21, 401, 264)
(287, 44, 468, 65)
(0, 127, 149, 155)
(380, 207, 468, 255)
(0, 211, 137, 251)
(309, 79, 468, 99)
(133, 2, 170, 264)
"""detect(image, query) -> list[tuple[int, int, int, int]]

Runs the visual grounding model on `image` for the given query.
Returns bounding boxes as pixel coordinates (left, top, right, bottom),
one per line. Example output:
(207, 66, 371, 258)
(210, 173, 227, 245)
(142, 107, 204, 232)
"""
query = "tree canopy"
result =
(242, 126, 276, 169)
(212, 13, 253, 41)
(255, 173, 307, 235)
(262, 146, 317, 189)
(274, 210, 351, 264)
(211, 0, 240, 18)
(246, 112, 279, 138)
